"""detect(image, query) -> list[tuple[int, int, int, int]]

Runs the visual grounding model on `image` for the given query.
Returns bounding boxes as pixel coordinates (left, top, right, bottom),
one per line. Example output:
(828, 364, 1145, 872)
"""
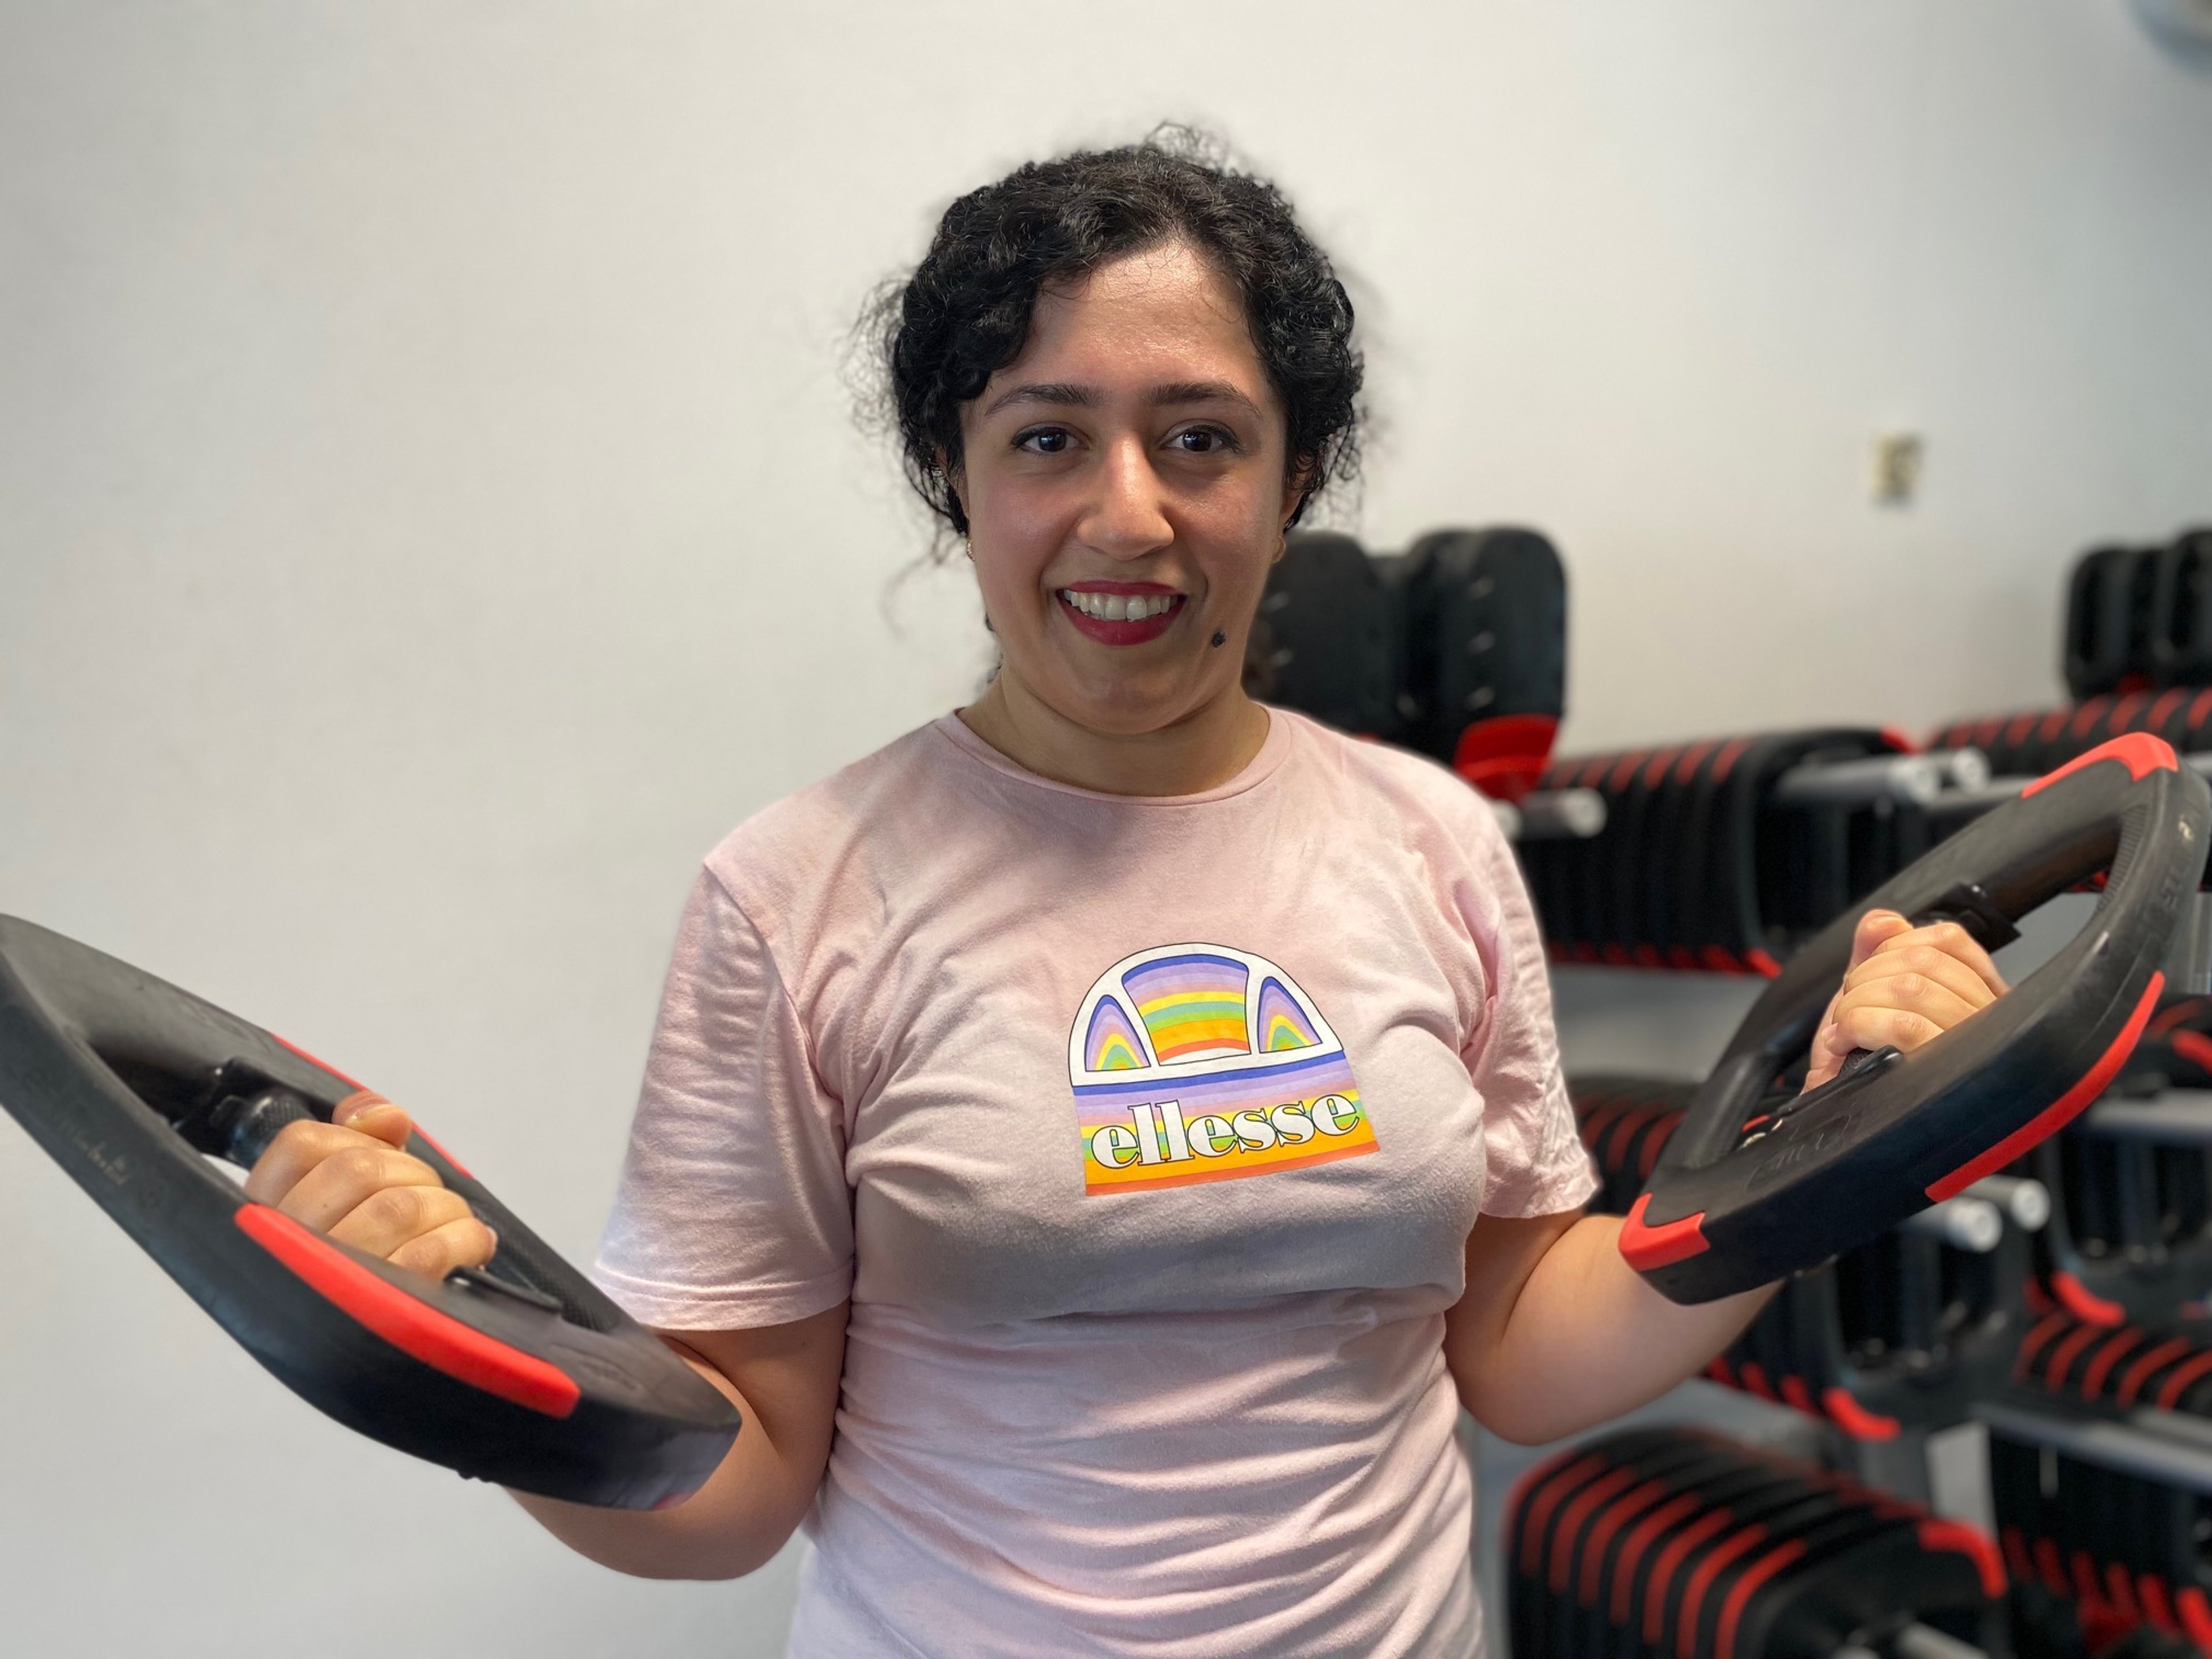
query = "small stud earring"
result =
(1211, 630, 1227, 647)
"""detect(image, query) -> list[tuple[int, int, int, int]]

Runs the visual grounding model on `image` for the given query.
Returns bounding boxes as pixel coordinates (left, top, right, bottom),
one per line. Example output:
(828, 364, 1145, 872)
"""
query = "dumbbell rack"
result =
(1255, 519, 2212, 1658)
(1485, 827, 2212, 1659)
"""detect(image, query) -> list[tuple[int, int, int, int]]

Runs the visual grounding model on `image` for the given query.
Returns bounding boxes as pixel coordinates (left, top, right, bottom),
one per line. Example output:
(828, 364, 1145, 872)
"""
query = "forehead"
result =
(998, 240, 1267, 393)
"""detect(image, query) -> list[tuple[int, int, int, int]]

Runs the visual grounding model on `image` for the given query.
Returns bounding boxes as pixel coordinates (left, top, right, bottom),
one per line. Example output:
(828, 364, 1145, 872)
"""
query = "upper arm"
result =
(592, 868, 855, 1331)
(1437, 788, 1599, 1403)
(1442, 1208, 1581, 1405)
(1452, 801, 1598, 1222)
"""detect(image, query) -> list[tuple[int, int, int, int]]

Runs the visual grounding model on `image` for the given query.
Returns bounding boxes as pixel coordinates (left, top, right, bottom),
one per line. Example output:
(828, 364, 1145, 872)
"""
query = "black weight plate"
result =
(1626, 734, 2210, 1303)
(1400, 526, 1567, 766)
(1641, 743, 1706, 971)
(2068, 546, 2156, 701)
(1608, 746, 1677, 969)
(2153, 533, 2212, 689)
(1728, 1518, 1996, 1659)
(0, 917, 739, 1508)
(1671, 739, 1736, 971)
(1561, 749, 1619, 963)
(1250, 530, 1397, 737)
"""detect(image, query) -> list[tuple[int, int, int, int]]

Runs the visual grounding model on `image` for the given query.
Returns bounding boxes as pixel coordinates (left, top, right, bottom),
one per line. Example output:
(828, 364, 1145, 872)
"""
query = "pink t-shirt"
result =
(590, 707, 1596, 1658)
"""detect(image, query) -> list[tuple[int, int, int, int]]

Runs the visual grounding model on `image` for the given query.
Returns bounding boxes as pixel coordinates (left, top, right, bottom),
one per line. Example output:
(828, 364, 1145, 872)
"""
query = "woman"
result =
(245, 135, 2007, 1656)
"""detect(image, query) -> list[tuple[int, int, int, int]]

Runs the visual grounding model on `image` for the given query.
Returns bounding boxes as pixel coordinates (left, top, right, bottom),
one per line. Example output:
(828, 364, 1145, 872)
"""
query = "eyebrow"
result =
(980, 380, 1262, 418)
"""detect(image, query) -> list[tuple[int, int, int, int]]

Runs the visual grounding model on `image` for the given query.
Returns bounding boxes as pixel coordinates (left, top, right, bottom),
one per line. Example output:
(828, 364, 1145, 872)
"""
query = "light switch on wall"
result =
(1872, 431, 1925, 507)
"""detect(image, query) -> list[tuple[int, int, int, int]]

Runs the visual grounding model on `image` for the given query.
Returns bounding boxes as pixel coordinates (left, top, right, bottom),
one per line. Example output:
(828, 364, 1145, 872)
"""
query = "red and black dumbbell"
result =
(0, 916, 740, 1509)
(1508, 1426, 2002, 1659)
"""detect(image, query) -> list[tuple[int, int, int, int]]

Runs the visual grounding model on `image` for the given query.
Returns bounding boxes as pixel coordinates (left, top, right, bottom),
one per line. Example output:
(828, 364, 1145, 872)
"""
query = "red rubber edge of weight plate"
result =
(1926, 972, 2165, 1201)
(234, 1204, 579, 1418)
(2172, 1030, 2212, 1075)
(407, 1124, 475, 1181)
(1547, 1467, 1639, 1593)
(1611, 1493, 1704, 1624)
(2118, 1337, 2197, 1408)
(2143, 1588, 2187, 1645)
(2043, 1320, 2107, 1391)
(2050, 1270, 2127, 1329)
(1676, 1524, 1773, 1658)
(2080, 1328, 2145, 1400)
(2178, 1587, 2212, 1655)
(1916, 1520, 2008, 1599)
(1618, 1192, 1710, 1270)
(272, 1034, 365, 1092)
(2013, 1312, 2071, 1376)
(2141, 1574, 2178, 1637)
(1820, 1387, 1900, 1441)
(2031, 1537, 2067, 1598)
(2154, 1349, 2212, 1411)
(2108, 1563, 2143, 1626)
(1715, 1539, 1808, 1659)
(1506, 1449, 1596, 1574)
(2020, 732, 2179, 798)
(2069, 1546, 2101, 1608)
(1453, 713, 1559, 804)
(1579, 1482, 1666, 1606)
(1642, 1510, 1735, 1643)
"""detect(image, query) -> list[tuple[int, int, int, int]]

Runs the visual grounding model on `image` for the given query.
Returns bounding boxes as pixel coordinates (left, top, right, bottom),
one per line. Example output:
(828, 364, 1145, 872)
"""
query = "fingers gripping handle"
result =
(1624, 734, 2209, 1304)
(182, 1084, 316, 1168)
(0, 914, 741, 1508)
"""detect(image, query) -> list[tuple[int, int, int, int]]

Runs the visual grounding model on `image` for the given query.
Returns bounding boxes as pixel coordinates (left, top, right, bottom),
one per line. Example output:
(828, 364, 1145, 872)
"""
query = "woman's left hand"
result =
(1801, 908, 2010, 1092)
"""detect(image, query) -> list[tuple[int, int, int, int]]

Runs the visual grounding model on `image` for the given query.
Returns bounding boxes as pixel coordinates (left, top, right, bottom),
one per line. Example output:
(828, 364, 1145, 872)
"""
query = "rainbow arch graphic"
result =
(1067, 942, 1375, 1195)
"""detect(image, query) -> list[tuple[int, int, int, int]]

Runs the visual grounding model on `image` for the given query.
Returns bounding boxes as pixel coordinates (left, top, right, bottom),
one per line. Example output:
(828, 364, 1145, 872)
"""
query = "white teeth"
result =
(1060, 590, 1179, 622)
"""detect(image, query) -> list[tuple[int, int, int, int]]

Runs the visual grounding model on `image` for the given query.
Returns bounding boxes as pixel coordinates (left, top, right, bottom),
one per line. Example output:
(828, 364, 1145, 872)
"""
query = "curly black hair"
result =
(865, 129, 1363, 542)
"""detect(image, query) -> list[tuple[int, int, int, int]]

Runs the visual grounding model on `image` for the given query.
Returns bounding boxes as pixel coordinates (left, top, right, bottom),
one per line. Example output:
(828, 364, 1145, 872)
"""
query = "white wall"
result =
(1, 4, 2207, 1654)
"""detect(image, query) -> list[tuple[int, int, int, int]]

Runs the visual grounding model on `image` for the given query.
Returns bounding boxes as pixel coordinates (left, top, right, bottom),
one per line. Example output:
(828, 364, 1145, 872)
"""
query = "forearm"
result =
(506, 1328, 832, 1580)
(1446, 1213, 1775, 1444)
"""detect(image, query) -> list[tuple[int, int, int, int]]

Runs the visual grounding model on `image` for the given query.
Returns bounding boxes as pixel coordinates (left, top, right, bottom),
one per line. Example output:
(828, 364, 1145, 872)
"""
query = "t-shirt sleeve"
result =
(1457, 802, 1600, 1219)
(589, 867, 854, 1330)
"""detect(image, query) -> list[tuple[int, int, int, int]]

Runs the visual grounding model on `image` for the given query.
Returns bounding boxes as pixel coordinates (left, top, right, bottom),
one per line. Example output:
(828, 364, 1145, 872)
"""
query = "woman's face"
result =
(956, 240, 1301, 741)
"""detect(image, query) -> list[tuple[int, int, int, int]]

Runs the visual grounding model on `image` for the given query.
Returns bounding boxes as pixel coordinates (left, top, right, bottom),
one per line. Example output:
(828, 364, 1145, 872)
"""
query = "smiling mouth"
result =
(1058, 589, 1183, 622)
(1055, 587, 1187, 645)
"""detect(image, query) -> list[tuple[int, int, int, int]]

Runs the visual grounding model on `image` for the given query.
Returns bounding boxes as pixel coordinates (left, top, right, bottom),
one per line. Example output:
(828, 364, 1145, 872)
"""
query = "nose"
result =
(1077, 433, 1174, 560)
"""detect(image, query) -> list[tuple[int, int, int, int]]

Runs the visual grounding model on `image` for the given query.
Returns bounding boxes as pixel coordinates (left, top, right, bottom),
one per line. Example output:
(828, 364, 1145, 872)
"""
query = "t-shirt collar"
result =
(931, 704, 1291, 805)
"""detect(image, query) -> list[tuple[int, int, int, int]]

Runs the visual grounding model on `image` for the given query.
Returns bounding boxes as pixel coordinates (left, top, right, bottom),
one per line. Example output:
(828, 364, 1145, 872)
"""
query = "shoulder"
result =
(1271, 707, 1509, 862)
(1274, 712, 1535, 976)
(698, 718, 969, 935)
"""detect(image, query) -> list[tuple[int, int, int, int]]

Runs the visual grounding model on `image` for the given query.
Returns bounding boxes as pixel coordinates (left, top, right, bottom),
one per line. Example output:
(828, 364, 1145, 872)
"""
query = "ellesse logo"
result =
(1067, 943, 1378, 1195)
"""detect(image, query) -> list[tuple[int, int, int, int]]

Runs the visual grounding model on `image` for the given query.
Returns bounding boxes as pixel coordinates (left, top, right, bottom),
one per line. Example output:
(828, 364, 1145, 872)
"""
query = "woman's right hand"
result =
(242, 1093, 497, 1281)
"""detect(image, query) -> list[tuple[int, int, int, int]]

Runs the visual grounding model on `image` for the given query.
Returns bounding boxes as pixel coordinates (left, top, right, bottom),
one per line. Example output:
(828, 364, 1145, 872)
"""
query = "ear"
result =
(1277, 457, 1313, 546)
(936, 446, 968, 520)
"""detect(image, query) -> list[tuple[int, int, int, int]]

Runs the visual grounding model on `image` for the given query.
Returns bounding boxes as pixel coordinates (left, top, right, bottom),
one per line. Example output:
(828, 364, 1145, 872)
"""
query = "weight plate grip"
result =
(0, 916, 740, 1507)
(1626, 735, 2210, 1304)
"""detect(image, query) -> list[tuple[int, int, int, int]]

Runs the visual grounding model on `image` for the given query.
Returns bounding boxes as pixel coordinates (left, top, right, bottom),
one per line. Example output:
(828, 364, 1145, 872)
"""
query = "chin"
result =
(1052, 679, 1194, 738)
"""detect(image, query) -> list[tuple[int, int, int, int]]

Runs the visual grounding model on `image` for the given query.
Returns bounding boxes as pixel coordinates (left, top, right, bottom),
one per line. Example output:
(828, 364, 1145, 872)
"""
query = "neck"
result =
(957, 672, 1271, 797)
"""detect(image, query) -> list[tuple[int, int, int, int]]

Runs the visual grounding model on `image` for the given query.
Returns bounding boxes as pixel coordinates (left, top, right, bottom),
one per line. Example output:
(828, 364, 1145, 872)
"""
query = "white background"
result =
(2, 3, 2209, 1654)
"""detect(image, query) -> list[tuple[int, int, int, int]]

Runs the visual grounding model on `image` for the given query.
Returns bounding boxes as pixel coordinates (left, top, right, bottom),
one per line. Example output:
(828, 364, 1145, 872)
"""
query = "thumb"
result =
(1803, 1020, 1843, 1093)
(1848, 908, 1913, 974)
(334, 1089, 413, 1150)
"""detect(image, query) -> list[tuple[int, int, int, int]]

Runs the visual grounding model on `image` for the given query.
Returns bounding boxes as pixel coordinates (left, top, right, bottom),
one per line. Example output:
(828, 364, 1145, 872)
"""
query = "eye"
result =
(1170, 425, 1239, 455)
(1015, 426, 1074, 455)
